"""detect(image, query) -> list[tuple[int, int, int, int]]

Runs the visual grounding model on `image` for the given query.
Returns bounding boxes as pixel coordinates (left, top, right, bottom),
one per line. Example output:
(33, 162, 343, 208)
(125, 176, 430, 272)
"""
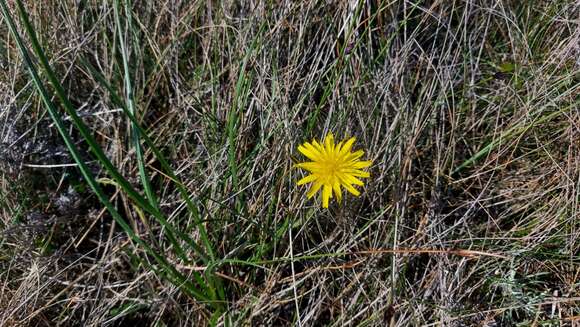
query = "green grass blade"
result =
(80, 54, 224, 302)
(452, 102, 578, 175)
(113, 0, 159, 211)
(79, 56, 216, 263)
(11, 0, 194, 263)
(0, 0, 213, 305)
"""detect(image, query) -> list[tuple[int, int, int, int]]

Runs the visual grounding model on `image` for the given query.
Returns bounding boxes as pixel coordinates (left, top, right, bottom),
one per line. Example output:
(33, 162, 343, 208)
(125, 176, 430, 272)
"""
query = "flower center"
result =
(323, 158, 340, 177)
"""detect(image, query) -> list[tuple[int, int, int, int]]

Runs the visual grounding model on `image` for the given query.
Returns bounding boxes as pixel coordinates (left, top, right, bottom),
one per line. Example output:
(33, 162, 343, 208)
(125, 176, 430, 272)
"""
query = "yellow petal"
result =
(351, 160, 372, 169)
(343, 183, 361, 196)
(312, 139, 323, 150)
(334, 140, 344, 155)
(296, 162, 322, 172)
(346, 150, 364, 161)
(297, 174, 318, 185)
(307, 180, 323, 199)
(312, 139, 327, 156)
(339, 137, 356, 156)
(333, 180, 342, 203)
(344, 174, 364, 186)
(324, 133, 335, 153)
(340, 169, 370, 178)
(322, 184, 332, 208)
(298, 144, 321, 161)
(336, 174, 361, 196)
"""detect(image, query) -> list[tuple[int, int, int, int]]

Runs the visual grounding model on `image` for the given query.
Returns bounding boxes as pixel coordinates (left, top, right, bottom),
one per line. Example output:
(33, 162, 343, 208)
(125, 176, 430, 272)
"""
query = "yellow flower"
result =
(295, 133, 372, 208)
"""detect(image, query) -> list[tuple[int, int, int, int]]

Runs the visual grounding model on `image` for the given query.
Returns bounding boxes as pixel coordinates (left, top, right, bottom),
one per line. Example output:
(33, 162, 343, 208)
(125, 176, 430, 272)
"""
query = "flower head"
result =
(295, 133, 372, 208)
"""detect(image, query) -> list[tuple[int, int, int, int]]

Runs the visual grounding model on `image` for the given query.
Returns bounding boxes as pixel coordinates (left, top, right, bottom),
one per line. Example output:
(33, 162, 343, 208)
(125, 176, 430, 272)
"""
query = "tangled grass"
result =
(0, 1, 578, 325)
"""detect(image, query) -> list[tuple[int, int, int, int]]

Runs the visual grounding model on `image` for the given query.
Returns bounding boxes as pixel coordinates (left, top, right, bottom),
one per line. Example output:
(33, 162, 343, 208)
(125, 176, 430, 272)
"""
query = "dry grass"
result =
(1, 0, 579, 326)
